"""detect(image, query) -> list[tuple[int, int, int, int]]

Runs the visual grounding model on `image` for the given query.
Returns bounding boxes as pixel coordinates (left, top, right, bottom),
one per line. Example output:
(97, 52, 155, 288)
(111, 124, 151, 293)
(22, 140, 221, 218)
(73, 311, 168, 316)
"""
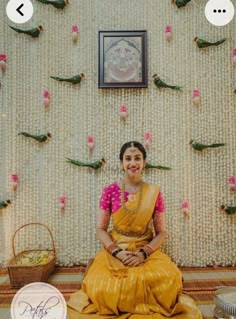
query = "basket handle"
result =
(12, 222, 56, 257)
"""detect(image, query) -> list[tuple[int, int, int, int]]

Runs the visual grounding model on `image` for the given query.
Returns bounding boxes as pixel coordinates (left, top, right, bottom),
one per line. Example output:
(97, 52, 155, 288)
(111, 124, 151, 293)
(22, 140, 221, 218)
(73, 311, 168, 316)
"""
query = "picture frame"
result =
(98, 31, 148, 88)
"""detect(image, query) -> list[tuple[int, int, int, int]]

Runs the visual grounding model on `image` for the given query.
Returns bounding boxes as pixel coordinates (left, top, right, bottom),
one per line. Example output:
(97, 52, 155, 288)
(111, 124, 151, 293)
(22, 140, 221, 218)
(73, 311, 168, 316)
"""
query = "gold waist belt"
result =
(113, 224, 147, 237)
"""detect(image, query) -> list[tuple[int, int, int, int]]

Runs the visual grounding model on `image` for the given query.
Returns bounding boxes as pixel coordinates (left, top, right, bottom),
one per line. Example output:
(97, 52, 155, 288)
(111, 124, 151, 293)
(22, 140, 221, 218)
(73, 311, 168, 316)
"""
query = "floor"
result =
(0, 266, 236, 319)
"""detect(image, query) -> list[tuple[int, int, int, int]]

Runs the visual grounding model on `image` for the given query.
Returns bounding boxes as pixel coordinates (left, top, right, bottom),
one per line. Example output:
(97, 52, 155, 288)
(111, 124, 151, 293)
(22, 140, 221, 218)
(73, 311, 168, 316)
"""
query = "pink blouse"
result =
(99, 182, 165, 216)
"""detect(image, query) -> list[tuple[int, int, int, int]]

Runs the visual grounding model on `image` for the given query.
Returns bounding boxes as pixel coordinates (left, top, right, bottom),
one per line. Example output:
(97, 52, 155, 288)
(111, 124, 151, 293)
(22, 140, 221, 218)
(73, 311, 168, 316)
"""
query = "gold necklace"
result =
(120, 180, 143, 214)
(128, 193, 136, 203)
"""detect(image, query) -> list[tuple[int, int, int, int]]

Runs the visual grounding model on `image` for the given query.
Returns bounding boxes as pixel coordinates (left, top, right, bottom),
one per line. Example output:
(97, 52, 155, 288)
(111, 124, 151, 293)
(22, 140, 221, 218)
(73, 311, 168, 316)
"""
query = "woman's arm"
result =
(96, 208, 113, 248)
(145, 213, 167, 251)
(143, 191, 167, 254)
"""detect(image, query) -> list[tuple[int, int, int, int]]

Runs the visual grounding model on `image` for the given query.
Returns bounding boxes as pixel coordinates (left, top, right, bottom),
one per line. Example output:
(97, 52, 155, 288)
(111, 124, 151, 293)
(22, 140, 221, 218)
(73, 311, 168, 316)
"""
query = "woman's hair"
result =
(119, 141, 147, 161)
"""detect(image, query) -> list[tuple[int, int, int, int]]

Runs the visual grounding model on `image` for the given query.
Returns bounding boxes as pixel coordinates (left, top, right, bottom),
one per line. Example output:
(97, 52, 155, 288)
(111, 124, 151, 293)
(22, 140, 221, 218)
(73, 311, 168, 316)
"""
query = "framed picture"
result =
(98, 31, 148, 88)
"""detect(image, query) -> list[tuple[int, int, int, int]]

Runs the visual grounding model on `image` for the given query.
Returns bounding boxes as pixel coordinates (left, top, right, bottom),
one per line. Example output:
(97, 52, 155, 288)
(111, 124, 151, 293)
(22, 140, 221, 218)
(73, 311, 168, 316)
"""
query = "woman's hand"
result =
(117, 251, 145, 267)
(115, 250, 134, 262)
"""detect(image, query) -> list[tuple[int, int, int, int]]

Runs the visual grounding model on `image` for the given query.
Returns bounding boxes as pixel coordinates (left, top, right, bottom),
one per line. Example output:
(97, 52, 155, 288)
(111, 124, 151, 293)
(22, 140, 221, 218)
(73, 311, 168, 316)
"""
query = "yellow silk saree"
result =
(67, 184, 202, 319)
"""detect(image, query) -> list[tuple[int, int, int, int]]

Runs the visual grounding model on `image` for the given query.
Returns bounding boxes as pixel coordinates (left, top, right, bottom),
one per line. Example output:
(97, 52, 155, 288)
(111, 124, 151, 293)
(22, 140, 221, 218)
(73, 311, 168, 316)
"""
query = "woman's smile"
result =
(128, 167, 140, 173)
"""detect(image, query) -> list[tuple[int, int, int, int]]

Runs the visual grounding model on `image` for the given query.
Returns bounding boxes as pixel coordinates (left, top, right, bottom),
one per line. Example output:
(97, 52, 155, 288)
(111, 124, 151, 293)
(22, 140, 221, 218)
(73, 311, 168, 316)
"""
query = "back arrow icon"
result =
(16, 3, 24, 16)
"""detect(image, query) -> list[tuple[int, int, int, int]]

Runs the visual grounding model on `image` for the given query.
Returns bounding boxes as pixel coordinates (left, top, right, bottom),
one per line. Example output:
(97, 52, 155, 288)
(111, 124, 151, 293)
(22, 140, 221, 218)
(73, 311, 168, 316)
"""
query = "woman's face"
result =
(121, 147, 146, 178)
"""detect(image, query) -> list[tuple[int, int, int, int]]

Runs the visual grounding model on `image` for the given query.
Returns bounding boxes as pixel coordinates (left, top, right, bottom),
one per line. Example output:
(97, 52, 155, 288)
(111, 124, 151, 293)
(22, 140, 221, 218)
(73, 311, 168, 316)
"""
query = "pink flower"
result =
(10, 173, 19, 191)
(232, 49, 236, 66)
(72, 25, 79, 33)
(192, 89, 200, 97)
(144, 132, 151, 140)
(87, 135, 95, 151)
(165, 25, 172, 41)
(181, 200, 190, 217)
(58, 196, 67, 211)
(120, 104, 128, 120)
(58, 196, 66, 204)
(0, 54, 7, 73)
(0, 54, 7, 62)
(144, 132, 152, 141)
(181, 200, 189, 209)
(228, 176, 236, 191)
(43, 90, 50, 99)
(165, 25, 172, 33)
(43, 90, 50, 109)
(192, 89, 201, 106)
(72, 25, 79, 43)
(144, 132, 152, 149)
(87, 136, 94, 143)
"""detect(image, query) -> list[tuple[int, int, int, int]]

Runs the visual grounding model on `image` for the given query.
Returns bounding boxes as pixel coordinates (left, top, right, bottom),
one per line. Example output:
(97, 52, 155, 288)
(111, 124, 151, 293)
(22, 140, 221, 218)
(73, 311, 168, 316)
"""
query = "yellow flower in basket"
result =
(15, 251, 53, 266)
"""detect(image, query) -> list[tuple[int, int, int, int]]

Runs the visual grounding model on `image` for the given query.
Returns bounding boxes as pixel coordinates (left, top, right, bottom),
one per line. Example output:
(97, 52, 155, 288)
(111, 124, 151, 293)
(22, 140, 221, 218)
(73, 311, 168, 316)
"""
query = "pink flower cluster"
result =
(72, 25, 79, 33)
(0, 54, 7, 62)
(228, 176, 236, 191)
(181, 200, 190, 217)
(232, 48, 236, 66)
(0, 54, 7, 73)
(43, 90, 50, 99)
(120, 104, 128, 120)
(43, 89, 50, 109)
(72, 25, 79, 42)
(192, 89, 201, 106)
(87, 136, 95, 151)
(165, 24, 172, 41)
(144, 132, 152, 149)
(58, 196, 67, 211)
(10, 173, 19, 191)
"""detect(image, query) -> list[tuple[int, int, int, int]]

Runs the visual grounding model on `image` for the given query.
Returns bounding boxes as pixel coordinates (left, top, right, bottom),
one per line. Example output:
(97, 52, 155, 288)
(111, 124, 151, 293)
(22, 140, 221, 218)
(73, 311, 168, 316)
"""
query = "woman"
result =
(67, 141, 202, 319)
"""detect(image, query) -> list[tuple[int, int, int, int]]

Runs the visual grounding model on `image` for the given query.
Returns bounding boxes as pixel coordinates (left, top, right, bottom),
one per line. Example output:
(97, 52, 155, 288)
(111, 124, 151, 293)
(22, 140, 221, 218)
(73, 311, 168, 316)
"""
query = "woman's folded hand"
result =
(115, 250, 134, 261)
(117, 251, 144, 266)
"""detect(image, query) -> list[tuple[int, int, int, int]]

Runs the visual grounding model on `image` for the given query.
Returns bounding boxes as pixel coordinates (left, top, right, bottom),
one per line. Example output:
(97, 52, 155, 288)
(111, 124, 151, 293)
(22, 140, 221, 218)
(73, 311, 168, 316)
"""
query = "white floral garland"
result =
(0, 0, 235, 267)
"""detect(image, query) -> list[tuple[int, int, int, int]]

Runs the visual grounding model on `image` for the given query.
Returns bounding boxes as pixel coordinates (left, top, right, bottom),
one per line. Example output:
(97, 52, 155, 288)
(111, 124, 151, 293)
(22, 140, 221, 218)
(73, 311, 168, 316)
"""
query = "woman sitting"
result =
(67, 141, 202, 319)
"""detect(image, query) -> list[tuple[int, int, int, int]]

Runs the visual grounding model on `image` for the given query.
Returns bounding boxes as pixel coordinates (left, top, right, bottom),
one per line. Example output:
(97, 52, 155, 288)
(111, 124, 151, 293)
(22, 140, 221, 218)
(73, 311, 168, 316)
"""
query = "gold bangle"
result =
(146, 244, 154, 252)
(112, 248, 123, 257)
(106, 242, 119, 254)
(143, 245, 154, 256)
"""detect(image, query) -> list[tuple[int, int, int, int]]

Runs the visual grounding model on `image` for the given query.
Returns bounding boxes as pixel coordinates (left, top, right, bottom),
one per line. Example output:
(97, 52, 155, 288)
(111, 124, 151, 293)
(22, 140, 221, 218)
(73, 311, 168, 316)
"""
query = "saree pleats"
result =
(67, 184, 202, 319)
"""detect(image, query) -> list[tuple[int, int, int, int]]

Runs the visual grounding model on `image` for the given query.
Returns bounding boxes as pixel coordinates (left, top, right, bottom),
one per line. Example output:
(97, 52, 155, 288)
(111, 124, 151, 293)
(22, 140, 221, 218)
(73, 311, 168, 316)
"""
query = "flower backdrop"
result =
(0, 0, 235, 267)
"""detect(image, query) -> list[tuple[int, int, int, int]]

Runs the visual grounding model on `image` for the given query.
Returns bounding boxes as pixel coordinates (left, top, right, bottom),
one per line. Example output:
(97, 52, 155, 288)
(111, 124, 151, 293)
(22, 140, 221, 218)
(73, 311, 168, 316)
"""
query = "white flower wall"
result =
(0, 0, 235, 266)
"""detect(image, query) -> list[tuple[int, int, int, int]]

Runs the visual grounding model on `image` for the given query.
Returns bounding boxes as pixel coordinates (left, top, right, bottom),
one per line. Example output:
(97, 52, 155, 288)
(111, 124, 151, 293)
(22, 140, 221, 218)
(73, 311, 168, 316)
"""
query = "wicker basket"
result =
(7, 222, 56, 288)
